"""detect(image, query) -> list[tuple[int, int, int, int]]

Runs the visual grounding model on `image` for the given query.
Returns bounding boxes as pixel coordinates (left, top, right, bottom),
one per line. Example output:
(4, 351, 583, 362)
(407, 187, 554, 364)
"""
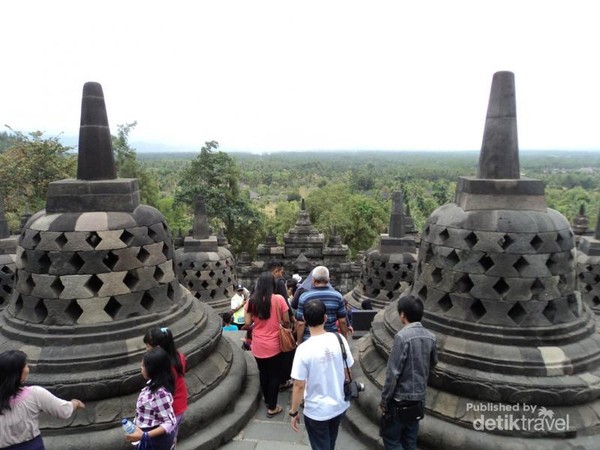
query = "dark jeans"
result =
(303, 412, 344, 450)
(2, 435, 44, 450)
(380, 415, 419, 450)
(255, 352, 285, 410)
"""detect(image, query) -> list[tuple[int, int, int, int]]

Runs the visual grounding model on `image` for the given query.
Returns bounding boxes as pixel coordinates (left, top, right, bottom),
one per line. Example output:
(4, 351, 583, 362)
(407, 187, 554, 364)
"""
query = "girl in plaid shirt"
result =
(125, 347, 176, 450)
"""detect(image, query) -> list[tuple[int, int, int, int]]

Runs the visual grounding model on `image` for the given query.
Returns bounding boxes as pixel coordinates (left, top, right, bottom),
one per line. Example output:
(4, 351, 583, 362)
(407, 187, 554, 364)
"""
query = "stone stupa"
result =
(0, 82, 258, 449)
(346, 191, 417, 310)
(346, 71, 600, 449)
(577, 206, 600, 319)
(0, 193, 18, 309)
(174, 194, 237, 313)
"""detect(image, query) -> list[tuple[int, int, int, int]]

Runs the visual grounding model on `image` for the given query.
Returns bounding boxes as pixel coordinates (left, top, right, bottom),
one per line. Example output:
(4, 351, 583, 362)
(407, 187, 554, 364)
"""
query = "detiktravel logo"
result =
(468, 402, 570, 432)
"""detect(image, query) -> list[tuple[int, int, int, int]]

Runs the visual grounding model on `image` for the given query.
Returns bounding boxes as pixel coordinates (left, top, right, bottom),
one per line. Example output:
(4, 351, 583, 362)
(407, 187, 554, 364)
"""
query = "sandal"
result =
(279, 379, 293, 391)
(266, 405, 283, 418)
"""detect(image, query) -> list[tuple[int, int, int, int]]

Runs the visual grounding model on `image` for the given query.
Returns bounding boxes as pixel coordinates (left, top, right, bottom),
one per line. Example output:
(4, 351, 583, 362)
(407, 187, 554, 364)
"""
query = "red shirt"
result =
(245, 294, 288, 359)
(172, 352, 188, 415)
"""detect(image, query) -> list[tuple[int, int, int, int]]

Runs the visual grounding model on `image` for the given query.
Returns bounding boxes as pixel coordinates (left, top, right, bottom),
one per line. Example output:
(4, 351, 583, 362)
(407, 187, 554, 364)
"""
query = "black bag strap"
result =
(333, 332, 352, 382)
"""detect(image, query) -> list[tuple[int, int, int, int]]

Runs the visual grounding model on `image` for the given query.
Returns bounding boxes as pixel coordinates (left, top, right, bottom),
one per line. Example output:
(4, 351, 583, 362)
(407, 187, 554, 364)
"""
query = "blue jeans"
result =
(303, 412, 344, 450)
(381, 416, 419, 450)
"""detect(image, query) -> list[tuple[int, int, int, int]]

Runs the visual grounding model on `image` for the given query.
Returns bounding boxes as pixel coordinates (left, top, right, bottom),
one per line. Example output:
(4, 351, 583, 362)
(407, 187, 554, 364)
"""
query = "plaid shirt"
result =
(135, 384, 176, 434)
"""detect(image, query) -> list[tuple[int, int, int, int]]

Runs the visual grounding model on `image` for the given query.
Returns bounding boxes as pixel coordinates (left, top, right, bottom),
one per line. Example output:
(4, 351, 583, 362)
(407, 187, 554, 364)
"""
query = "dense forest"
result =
(1, 127, 599, 259)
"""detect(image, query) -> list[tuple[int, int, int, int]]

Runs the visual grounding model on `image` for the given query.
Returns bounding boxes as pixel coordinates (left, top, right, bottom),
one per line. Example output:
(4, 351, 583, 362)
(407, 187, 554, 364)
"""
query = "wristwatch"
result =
(289, 410, 299, 417)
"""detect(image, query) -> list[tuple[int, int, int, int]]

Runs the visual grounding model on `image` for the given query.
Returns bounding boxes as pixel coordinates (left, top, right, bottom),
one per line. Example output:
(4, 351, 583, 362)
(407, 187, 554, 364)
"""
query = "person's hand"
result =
(291, 414, 301, 432)
(348, 325, 354, 335)
(124, 426, 143, 442)
(71, 399, 85, 409)
(379, 403, 388, 416)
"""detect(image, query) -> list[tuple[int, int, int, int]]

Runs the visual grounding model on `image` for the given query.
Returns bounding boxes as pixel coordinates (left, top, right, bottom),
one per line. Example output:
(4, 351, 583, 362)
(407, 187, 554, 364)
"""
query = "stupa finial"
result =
(0, 193, 9, 239)
(193, 195, 211, 239)
(478, 71, 520, 179)
(77, 82, 116, 180)
(301, 198, 306, 211)
(388, 191, 405, 238)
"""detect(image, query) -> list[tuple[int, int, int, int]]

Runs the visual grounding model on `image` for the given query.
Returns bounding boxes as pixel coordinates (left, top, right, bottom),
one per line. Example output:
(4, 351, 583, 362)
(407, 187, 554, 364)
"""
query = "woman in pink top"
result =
(0, 350, 85, 450)
(245, 271, 290, 417)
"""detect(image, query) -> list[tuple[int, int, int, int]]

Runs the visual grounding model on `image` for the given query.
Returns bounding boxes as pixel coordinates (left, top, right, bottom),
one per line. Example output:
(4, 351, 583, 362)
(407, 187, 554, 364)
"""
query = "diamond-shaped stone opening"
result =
(439, 228, 450, 241)
(50, 277, 65, 297)
(567, 294, 580, 317)
(103, 252, 119, 270)
(38, 253, 52, 273)
(379, 279, 386, 288)
(153, 266, 165, 282)
(558, 274, 567, 288)
(162, 243, 170, 259)
(195, 271, 202, 278)
(392, 263, 401, 271)
(55, 233, 68, 249)
(187, 280, 194, 289)
(34, 299, 48, 322)
(507, 302, 527, 324)
(85, 274, 104, 295)
(193, 291, 201, 299)
(424, 225, 430, 237)
(595, 275, 600, 283)
(542, 301, 557, 323)
(470, 299, 487, 321)
(464, 232, 478, 249)
(584, 284, 592, 293)
(137, 247, 151, 264)
(123, 271, 139, 290)
(215, 261, 222, 268)
(120, 230, 134, 245)
(210, 289, 217, 299)
(1, 283, 12, 295)
(216, 278, 223, 286)
(14, 294, 24, 314)
(399, 271, 409, 280)
(498, 234, 513, 250)
(1, 265, 13, 275)
(447, 250, 459, 267)
(20, 251, 28, 265)
(372, 288, 381, 296)
(424, 245, 434, 263)
(86, 232, 102, 249)
(454, 274, 474, 293)
(493, 278, 510, 296)
(478, 255, 494, 272)
(530, 278, 545, 296)
(431, 267, 443, 284)
(104, 297, 121, 318)
(593, 296, 600, 306)
(141, 293, 155, 311)
(530, 235, 543, 251)
(209, 270, 216, 277)
(513, 256, 529, 275)
(438, 293, 453, 312)
(365, 277, 373, 286)
(393, 282, 401, 290)
(201, 280, 209, 289)
(148, 227, 158, 241)
(386, 271, 394, 280)
(167, 283, 175, 301)
(64, 300, 83, 323)
(68, 253, 85, 272)
(386, 291, 395, 299)
(546, 255, 559, 275)
(31, 232, 41, 249)
(418, 285, 427, 301)
(24, 274, 36, 294)
(556, 232, 564, 245)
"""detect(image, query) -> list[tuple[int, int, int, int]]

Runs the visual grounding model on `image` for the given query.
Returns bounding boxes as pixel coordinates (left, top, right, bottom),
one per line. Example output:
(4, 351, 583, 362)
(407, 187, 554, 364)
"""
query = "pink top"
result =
(0, 386, 73, 448)
(245, 294, 288, 359)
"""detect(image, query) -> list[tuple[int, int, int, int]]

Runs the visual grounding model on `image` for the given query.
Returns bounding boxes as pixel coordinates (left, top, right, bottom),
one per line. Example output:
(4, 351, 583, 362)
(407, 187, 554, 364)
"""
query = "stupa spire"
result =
(77, 82, 116, 180)
(0, 193, 8, 239)
(388, 191, 405, 238)
(478, 71, 519, 179)
(193, 195, 210, 239)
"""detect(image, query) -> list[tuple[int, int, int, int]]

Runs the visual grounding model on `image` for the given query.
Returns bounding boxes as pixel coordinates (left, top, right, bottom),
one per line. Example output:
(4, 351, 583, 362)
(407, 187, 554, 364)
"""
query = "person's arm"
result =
(244, 309, 253, 327)
(289, 379, 306, 432)
(280, 296, 291, 327)
(337, 317, 349, 339)
(33, 386, 84, 419)
(379, 334, 407, 414)
(295, 320, 305, 345)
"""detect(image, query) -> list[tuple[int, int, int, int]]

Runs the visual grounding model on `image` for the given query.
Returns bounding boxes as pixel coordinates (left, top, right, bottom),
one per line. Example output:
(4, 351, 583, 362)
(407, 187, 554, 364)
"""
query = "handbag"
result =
(276, 297, 296, 352)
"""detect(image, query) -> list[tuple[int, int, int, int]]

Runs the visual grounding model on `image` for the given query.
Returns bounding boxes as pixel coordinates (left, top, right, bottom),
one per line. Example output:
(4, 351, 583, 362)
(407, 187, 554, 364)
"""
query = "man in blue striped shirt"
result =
(295, 266, 349, 345)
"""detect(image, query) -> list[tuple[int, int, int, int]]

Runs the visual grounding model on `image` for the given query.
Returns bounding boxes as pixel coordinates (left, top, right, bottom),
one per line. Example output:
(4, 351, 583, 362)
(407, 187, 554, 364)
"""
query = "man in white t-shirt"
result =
(230, 284, 247, 330)
(289, 299, 353, 450)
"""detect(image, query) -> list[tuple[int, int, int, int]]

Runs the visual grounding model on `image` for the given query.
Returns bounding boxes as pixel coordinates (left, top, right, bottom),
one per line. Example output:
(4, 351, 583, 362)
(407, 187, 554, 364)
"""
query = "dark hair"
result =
(303, 299, 326, 327)
(266, 259, 284, 271)
(397, 295, 424, 323)
(249, 271, 275, 320)
(143, 347, 175, 394)
(143, 327, 184, 376)
(0, 350, 27, 414)
(222, 312, 232, 324)
(286, 278, 298, 295)
(361, 300, 373, 310)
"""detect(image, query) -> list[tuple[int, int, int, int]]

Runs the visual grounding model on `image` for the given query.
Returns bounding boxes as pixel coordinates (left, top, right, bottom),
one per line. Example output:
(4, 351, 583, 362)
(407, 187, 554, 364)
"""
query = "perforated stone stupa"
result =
(174, 195, 236, 312)
(0, 82, 257, 450)
(577, 207, 600, 319)
(346, 72, 600, 449)
(347, 191, 417, 310)
(0, 193, 17, 309)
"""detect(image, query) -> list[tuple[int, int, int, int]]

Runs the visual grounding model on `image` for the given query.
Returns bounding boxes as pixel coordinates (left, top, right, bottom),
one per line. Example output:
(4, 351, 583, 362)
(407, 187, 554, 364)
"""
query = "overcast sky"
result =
(2, 1, 599, 153)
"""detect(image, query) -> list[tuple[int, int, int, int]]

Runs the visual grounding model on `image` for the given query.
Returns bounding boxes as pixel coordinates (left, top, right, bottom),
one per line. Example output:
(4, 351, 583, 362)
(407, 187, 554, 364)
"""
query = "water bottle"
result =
(122, 418, 135, 434)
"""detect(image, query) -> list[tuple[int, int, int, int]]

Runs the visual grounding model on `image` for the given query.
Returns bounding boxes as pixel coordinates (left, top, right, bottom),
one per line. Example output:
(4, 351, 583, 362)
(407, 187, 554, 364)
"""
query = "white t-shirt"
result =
(230, 293, 245, 325)
(0, 385, 73, 447)
(291, 332, 353, 421)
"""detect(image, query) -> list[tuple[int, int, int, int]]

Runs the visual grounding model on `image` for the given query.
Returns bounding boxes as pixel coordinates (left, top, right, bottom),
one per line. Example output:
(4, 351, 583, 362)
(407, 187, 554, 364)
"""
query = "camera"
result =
(344, 380, 365, 401)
